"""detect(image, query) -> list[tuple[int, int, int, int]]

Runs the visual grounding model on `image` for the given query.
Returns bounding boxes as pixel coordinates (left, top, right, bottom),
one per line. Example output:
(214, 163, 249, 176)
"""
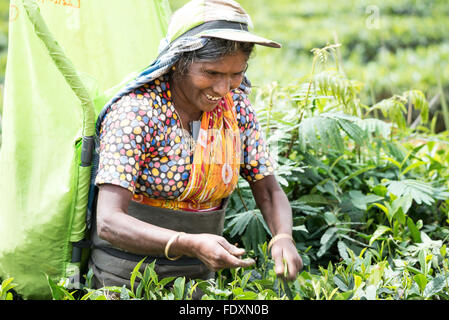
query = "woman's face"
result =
(173, 50, 249, 114)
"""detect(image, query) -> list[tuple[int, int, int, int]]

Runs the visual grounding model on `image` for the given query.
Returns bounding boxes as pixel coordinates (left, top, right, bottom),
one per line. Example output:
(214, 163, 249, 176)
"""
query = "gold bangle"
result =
(164, 232, 185, 261)
(268, 233, 294, 252)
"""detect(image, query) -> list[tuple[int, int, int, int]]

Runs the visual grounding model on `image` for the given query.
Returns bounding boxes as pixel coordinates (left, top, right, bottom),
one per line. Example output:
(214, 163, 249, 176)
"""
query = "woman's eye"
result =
(205, 70, 219, 76)
(202, 70, 244, 77)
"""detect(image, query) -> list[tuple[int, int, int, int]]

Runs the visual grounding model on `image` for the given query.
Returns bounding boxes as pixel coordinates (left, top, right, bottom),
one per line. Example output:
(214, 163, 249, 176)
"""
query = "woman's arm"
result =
(96, 184, 255, 271)
(249, 175, 303, 280)
(96, 183, 181, 255)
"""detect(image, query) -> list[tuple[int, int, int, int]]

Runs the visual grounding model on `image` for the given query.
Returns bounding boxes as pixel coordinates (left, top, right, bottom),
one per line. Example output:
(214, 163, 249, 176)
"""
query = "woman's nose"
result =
(213, 77, 232, 96)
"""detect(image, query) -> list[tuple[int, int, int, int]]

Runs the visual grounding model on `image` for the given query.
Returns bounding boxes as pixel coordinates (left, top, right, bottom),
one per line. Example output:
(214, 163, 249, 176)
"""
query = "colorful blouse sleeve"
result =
(94, 92, 159, 193)
(233, 89, 275, 182)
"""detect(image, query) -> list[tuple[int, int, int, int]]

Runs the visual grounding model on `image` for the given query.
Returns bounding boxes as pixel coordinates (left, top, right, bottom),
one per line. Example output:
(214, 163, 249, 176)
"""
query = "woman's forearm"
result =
(264, 188, 293, 236)
(249, 175, 293, 236)
(96, 184, 194, 257)
(97, 209, 181, 255)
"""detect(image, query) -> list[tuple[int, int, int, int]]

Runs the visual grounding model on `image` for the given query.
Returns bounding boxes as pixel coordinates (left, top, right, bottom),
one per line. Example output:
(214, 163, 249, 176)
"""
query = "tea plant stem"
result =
(237, 184, 249, 212)
(282, 278, 294, 300)
(285, 50, 319, 159)
(332, 31, 346, 78)
(437, 74, 449, 131)
(407, 100, 413, 126)
(302, 55, 318, 116)
(410, 93, 440, 129)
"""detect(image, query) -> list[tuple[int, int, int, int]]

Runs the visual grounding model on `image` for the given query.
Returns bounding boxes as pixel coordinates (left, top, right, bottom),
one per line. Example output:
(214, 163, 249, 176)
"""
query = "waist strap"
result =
(132, 194, 223, 212)
(91, 197, 229, 266)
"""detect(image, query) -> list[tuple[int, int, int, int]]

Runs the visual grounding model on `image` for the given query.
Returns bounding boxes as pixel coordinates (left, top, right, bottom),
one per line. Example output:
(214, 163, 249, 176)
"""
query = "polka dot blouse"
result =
(95, 75, 275, 201)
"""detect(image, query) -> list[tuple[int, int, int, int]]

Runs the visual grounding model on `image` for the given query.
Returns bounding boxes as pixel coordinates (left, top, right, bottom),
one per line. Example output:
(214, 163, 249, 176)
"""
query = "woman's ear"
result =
(170, 61, 185, 81)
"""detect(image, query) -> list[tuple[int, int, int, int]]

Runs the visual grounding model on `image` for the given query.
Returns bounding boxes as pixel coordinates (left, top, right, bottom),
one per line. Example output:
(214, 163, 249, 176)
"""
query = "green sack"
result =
(0, 0, 170, 299)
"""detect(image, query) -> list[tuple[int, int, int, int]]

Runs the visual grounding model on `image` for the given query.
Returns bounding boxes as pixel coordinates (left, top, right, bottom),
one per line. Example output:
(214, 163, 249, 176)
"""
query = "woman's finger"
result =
(272, 246, 285, 277)
(210, 251, 255, 271)
(284, 250, 300, 281)
(198, 237, 255, 271)
(218, 243, 255, 269)
(219, 238, 246, 257)
(229, 255, 256, 268)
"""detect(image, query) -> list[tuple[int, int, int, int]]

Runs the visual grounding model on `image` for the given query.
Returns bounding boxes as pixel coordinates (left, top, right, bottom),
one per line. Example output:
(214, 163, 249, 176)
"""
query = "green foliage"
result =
(225, 208, 271, 252)
(36, 238, 449, 300)
(0, 278, 17, 300)
(222, 42, 449, 299)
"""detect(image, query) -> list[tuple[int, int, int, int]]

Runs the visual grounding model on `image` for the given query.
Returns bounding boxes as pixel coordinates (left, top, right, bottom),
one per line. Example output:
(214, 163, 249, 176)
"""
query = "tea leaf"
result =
(338, 165, 376, 188)
(320, 227, 338, 245)
(349, 190, 384, 210)
(423, 275, 446, 297)
(130, 257, 146, 294)
(333, 275, 349, 292)
(353, 275, 363, 289)
(407, 217, 422, 243)
(173, 277, 186, 300)
(120, 286, 130, 300)
(413, 274, 428, 293)
(46, 276, 74, 300)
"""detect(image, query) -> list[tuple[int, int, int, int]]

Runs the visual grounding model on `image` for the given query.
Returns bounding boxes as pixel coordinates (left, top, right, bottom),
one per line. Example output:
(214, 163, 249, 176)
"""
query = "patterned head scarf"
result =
(162, 0, 281, 49)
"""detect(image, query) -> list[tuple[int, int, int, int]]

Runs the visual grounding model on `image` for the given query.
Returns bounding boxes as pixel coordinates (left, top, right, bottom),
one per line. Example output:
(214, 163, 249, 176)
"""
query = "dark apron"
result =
(88, 197, 228, 295)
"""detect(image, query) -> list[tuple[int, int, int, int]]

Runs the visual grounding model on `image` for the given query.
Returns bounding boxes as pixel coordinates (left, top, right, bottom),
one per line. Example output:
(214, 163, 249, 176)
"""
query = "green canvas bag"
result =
(0, 0, 170, 299)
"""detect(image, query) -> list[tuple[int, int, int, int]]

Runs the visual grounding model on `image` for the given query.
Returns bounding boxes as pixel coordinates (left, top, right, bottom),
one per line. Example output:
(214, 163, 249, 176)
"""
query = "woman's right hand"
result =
(179, 233, 255, 271)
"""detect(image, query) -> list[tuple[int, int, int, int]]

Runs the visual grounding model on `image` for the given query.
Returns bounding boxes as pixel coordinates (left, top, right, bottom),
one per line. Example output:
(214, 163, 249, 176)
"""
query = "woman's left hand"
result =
(270, 238, 303, 281)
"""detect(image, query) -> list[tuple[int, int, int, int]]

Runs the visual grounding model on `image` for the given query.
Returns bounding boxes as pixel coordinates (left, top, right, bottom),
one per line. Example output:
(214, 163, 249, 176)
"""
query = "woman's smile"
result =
(205, 93, 222, 102)
(171, 51, 249, 119)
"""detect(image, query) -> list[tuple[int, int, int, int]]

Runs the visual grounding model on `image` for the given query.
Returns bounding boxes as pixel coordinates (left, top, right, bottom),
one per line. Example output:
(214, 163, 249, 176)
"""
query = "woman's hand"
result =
(180, 233, 255, 271)
(270, 238, 303, 281)
(248, 175, 304, 281)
